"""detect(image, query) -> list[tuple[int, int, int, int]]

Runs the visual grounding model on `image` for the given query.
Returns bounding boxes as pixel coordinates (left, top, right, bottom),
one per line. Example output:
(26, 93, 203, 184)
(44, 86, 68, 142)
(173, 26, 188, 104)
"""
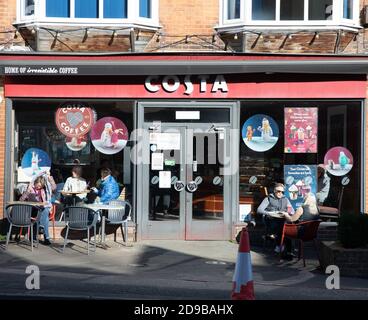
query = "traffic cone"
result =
(231, 227, 255, 300)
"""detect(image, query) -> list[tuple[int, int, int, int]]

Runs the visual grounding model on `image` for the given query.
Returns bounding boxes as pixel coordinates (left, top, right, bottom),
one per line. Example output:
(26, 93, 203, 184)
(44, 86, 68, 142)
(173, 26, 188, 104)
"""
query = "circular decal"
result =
(65, 135, 88, 151)
(249, 176, 257, 184)
(194, 176, 203, 185)
(171, 176, 178, 185)
(150, 144, 157, 152)
(242, 114, 279, 152)
(90, 117, 128, 155)
(186, 181, 198, 193)
(341, 177, 350, 186)
(174, 181, 185, 192)
(21, 148, 51, 177)
(55, 102, 95, 138)
(151, 176, 159, 185)
(213, 176, 222, 186)
(324, 147, 353, 177)
(285, 176, 294, 185)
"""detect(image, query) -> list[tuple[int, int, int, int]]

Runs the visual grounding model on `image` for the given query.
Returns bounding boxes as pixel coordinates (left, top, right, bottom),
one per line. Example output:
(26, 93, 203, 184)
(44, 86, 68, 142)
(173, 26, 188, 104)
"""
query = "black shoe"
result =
(43, 239, 52, 246)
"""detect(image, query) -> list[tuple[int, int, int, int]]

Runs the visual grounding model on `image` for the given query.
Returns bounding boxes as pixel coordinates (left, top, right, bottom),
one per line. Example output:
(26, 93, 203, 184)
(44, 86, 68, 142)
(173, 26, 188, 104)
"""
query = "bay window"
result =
(221, 0, 360, 28)
(17, 0, 158, 26)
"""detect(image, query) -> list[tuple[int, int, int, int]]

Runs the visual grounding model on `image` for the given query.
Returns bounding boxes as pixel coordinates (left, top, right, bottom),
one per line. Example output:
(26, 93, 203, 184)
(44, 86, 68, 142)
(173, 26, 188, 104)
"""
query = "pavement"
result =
(0, 238, 368, 300)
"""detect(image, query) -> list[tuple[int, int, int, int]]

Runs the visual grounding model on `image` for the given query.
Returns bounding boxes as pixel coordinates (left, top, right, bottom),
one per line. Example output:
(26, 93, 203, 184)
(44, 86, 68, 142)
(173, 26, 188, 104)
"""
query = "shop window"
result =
(24, 0, 34, 16)
(13, 100, 135, 221)
(343, 0, 353, 19)
(309, 0, 333, 20)
(239, 101, 362, 216)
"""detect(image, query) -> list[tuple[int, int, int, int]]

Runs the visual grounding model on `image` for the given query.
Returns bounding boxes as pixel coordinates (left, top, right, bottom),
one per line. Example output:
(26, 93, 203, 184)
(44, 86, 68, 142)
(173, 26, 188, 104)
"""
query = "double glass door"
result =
(141, 124, 231, 240)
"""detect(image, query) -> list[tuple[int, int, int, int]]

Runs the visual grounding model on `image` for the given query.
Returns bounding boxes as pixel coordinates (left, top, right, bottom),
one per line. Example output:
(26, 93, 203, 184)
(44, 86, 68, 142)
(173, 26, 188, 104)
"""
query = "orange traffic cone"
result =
(231, 227, 255, 300)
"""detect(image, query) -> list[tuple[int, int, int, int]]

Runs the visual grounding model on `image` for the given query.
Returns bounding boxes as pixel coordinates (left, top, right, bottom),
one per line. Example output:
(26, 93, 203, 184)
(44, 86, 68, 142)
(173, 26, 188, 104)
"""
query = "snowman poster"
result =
(20, 148, 51, 177)
(90, 117, 128, 155)
(241, 114, 279, 152)
(324, 147, 353, 176)
(284, 108, 318, 153)
(284, 165, 317, 210)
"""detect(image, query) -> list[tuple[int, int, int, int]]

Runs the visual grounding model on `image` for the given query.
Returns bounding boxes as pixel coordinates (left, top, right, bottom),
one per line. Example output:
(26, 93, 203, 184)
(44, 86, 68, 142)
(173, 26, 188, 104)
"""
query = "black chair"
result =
(5, 204, 40, 252)
(106, 200, 132, 245)
(62, 206, 99, 255)
(318, 186, 344, 221)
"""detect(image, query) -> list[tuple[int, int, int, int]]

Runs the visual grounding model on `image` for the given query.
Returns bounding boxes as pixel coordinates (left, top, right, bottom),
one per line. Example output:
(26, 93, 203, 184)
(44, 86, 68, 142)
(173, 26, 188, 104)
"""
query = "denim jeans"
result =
(39, 207, 50, 240)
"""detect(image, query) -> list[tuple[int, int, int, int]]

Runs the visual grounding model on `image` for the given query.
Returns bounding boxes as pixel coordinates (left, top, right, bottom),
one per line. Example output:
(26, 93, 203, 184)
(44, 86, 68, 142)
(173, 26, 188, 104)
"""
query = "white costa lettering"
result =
(144, 75, 228, 95)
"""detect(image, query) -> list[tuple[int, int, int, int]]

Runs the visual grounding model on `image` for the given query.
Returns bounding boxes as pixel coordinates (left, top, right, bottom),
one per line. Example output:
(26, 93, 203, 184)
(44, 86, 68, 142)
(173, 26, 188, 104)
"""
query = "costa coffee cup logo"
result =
(55, 102, 94, 138)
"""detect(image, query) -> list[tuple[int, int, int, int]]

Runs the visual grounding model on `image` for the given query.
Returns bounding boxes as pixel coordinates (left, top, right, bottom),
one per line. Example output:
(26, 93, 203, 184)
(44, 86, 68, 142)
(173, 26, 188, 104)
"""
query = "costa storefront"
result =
(0, 53, 366, 241)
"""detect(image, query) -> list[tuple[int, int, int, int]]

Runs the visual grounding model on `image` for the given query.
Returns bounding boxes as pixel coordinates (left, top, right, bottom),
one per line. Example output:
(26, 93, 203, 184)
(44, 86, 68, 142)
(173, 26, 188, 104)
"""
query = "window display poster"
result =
(284, 108, 318, 153)
(21, 148, 51, 177)
(90, 117, 128, 155)
(284, 165, 317, 210)
(324, 146, 353, 176)
(159, 171, 171, 188)
(65, 135, 88, 151)
(241, 114, 279, 152)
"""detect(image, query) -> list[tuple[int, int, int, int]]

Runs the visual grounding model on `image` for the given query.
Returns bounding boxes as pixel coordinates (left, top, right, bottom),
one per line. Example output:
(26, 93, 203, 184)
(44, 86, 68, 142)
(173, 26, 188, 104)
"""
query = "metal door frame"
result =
(136, 101, 239, 240)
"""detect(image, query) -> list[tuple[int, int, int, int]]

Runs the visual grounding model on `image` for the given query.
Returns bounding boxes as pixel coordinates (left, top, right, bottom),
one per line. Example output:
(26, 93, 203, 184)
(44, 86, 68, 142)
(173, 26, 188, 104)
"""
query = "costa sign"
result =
(55, 102, 94, 138)
(145, 75, 228, 95)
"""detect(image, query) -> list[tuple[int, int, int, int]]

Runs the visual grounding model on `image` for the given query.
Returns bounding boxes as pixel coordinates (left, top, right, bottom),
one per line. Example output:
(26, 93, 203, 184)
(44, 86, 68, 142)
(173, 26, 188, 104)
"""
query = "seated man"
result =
(257, 183, 294, 258)
(92, 168, 120, 204)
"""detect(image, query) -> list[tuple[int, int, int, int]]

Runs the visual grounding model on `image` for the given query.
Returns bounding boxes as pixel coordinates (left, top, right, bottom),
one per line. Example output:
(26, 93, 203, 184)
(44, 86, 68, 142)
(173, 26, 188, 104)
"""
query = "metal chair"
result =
(5, 204, 40, 252)
(106, 200, 132, 245)
(280, 219, 322, 267)
(62, 206, 99, 255)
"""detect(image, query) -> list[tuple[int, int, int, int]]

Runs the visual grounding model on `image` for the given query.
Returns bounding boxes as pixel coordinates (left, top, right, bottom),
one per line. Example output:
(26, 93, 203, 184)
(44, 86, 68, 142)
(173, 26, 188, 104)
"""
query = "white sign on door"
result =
(159, 171, 171, 188)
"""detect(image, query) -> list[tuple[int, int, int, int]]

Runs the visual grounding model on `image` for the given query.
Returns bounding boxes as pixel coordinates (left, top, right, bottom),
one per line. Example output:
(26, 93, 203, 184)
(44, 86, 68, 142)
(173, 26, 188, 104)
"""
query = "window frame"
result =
(220, 0, 360, 29)
(16, 0, 159, 29)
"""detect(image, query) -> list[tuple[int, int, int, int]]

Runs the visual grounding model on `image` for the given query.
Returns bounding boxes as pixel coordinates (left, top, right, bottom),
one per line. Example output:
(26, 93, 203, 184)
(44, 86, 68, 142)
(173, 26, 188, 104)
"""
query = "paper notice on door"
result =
(151, 153, 164, 170)
(156, 133, 181, 150)
(149, 132, 159, 144)
(239, 204, 252, 222)
(159, 171, 171, 188)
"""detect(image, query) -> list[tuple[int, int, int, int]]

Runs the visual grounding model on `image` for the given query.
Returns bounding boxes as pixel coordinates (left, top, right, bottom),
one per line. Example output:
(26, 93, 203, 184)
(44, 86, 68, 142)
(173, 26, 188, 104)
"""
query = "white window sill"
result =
(216, 22, 362, 33)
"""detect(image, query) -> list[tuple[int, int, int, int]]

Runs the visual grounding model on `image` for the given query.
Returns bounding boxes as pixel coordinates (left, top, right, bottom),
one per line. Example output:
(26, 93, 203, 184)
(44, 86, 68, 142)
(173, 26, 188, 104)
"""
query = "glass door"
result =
(185, 127, 230, 240)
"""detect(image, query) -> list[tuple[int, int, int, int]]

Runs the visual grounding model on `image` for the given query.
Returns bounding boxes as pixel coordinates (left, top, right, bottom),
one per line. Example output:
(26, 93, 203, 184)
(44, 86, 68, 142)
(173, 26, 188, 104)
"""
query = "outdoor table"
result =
(267, 211, 286, 219)
(82, 203, 126, 246)
(61, 190, 90, 206)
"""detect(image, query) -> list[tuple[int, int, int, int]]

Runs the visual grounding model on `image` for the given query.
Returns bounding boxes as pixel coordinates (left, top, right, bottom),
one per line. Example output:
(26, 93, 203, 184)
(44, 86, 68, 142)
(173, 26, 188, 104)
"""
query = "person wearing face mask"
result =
(20, 172, 56, 245)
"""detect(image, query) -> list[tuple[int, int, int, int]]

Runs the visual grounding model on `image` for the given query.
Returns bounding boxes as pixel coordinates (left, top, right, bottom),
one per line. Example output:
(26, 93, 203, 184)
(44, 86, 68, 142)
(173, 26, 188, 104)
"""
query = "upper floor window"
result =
(17, 0, 158, 26)
(222, 0, 359, 27)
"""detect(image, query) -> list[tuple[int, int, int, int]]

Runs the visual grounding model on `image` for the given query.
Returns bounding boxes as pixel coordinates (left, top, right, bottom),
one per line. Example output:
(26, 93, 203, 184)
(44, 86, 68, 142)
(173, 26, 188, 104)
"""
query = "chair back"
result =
(5, 204, 34, 227)
(337, 186, 345, 216)
(65, 206, 98, 230)
(297, 219, 322, 241)
(107, 200, 132, 222)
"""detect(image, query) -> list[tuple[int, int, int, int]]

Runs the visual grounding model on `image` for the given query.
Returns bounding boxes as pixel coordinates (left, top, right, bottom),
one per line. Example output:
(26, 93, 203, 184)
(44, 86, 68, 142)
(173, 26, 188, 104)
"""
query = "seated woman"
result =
(20, 172, 56, 245)
(282, 192, 320, 223)
(63, 166, 88, 205)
